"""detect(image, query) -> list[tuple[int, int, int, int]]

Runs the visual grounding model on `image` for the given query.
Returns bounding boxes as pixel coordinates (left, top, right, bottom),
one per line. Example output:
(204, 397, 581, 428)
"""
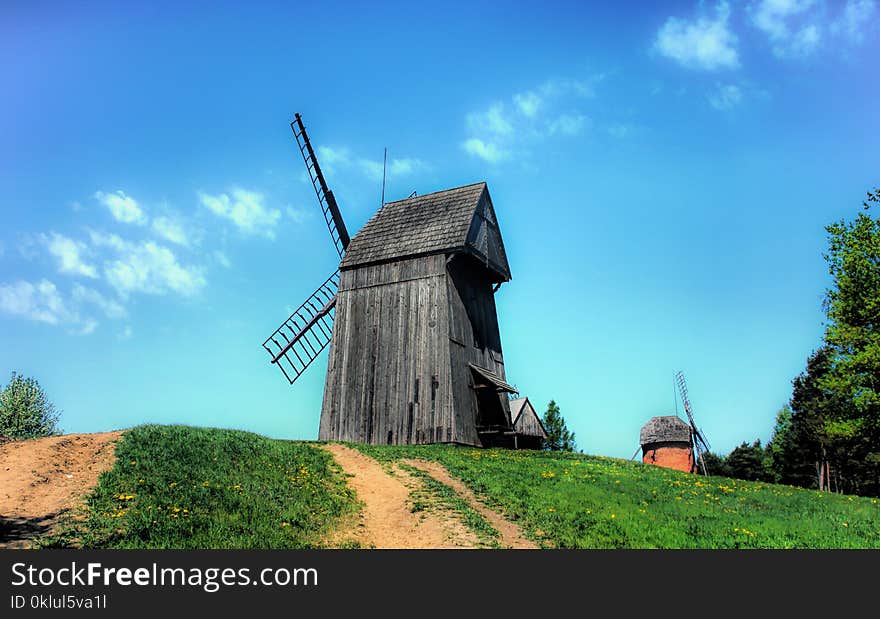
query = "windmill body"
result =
(322, 183, 514, 446)
(264, 115, 519, 447)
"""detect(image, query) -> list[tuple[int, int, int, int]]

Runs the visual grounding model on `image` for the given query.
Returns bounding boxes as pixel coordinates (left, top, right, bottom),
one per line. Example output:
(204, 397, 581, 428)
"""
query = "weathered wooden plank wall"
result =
(445, 255, 511, 437)
(319, 254, 461, 445)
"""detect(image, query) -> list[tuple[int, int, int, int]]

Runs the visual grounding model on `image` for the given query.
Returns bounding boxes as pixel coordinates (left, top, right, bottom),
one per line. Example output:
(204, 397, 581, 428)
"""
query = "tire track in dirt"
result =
(402, 459, 539, 549)
(0, 431, 123, 548)
(320, 443, 479, 549)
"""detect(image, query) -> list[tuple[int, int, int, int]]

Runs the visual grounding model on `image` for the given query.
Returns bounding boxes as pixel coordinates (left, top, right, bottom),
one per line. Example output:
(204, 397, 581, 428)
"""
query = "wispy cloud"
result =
(152, 215, 190, 246)
(750, 0, 821, 57)
(95, 190, 147, 225)
(463, 138, 508, 164)
(831, 0, 877, 42)
(315, 145, 426, 184)
(749, 0, 875, 57)
(41, 232, 98, 278)
(708, 83, 744, 110)
(0, 279, 123, 334)
(199, 188, 281, 239)
(212, 250, 232, 268)
(89, 231, 206, 298)
(71, 283, 127, 319)
(0, 279, 68, 325)
(654, 1, 739, 70)
(461, 77, 598, 164)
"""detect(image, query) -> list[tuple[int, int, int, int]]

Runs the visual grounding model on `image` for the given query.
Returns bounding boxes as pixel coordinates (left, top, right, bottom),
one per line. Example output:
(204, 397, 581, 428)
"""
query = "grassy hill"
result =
(42, 425, 880, 549)
(357, 444, 880, 549)
(42, 425, 360, 549)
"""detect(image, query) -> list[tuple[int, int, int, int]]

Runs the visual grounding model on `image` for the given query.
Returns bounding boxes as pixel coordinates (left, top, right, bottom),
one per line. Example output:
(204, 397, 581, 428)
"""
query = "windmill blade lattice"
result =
(675, 371, 711, 475)
(291, 113, 350, 258)
(263, 270, 340, 385)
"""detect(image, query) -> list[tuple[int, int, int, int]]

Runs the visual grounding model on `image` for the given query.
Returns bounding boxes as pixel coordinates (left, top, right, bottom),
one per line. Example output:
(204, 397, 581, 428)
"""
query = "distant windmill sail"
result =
(675, 371, 711, 475)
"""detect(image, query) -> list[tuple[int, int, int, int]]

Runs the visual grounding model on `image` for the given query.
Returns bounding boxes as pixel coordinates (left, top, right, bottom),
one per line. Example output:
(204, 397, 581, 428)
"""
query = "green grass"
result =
(40, 425, 880, 549)
(41, 425, 359, 549)
(354, 444, 880, 549)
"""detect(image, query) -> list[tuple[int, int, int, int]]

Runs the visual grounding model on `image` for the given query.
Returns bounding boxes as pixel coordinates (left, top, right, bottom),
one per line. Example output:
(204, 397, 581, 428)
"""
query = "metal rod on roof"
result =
(381, 147, 387, 206)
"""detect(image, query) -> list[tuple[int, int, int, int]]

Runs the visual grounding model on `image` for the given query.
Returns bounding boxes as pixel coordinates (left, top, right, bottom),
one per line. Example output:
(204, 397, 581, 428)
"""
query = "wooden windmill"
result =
(263, 114, 519, 447)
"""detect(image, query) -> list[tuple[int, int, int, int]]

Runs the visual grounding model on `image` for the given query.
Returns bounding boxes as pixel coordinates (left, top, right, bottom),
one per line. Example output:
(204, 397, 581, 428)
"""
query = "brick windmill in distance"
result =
(262, 114, 539, 448)
(639, 371, 711, 474)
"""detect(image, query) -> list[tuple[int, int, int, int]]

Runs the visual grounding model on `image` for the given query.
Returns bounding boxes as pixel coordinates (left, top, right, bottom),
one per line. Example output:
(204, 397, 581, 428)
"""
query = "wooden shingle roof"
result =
(340, 182, 510, 280)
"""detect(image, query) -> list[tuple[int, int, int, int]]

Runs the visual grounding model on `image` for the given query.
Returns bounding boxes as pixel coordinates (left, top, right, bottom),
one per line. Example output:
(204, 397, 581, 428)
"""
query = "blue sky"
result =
(1, 0, 878, 458)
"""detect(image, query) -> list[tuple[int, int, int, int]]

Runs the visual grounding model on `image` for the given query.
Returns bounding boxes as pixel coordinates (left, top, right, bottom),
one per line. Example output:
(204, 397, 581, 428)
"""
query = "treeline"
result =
(704, 188, 880, 497)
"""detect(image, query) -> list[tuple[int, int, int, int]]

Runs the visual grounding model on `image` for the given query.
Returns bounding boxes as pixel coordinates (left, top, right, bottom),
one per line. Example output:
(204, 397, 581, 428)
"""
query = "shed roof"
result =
(509, 397, 548, 438)
(469, 364, 518, 393)
(640, 416, 692, 446)
(340, 182, 510, 280)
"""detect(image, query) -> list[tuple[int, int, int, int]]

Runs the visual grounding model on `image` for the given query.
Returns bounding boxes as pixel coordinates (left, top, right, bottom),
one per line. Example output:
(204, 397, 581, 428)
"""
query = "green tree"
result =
(0, 372, 61, 439)
(542, 400, 576, 452)
(822, 189, 880, 422)
(724, 440, 771, 482)
(700, 451, 728, 477)
(818, 188, 880, 494)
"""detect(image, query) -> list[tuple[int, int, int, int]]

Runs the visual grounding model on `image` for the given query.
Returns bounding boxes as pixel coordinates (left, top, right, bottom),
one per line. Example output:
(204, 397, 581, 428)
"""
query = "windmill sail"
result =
(291, 113, 350, 258)
(675, 371, 711, 475)
(263, 270, 340, 385)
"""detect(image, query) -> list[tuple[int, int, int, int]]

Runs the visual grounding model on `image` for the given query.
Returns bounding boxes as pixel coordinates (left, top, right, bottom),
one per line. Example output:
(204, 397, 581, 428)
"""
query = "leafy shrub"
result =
(0, 372, 61, 439)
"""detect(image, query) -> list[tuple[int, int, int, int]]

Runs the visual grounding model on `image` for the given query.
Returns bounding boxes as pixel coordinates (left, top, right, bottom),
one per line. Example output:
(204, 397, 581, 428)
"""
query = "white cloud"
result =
(708, 83, 744, 110)
(118, 325, 133, 341)
(285, 207, 309, 224)
(462, 138, 508, 164)
(461, 77, 598, 165)
(547, 114, 588, 136)
(357, 158, 384, 181)
(199, 188, 281, 239)
(89, 231, 206, 298)
(71, 284, 126, 319)
(95, 190, 147, 225)
(357, 156, 426, 181)
(42, 232, 98, 278)
(831, 0, 876, 42)
(468, 103, 515, 138)
(0, 279, 117, 334)
(152, 215, 189, 246)
(514, 91, 541, 117)
(316, 146, 350, 167)
(750, 0, 823, 57)
(213, 250, 231, 268)
(388, 158, 424, 176)
(0, 279, 68, 325)
(654, 1, 740, 70)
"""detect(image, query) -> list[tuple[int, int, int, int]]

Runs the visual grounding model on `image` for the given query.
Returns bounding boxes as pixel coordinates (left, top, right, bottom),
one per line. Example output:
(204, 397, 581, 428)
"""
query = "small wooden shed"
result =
(319, 182, 516, 446)
(640, 416, 694, 473)
(508, 397, 548, 449)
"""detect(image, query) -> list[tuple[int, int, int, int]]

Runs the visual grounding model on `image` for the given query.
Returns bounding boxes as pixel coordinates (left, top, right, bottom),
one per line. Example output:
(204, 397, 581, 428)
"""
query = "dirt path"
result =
(320, 444, 537, 549)
(320, 443, 479, 549)
(0, 431, 123, 548)
(403, 459, 538, 549)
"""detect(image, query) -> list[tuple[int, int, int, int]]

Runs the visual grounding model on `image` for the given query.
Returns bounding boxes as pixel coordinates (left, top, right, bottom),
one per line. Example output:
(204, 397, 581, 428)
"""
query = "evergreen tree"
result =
(542, 400, 576, 452)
